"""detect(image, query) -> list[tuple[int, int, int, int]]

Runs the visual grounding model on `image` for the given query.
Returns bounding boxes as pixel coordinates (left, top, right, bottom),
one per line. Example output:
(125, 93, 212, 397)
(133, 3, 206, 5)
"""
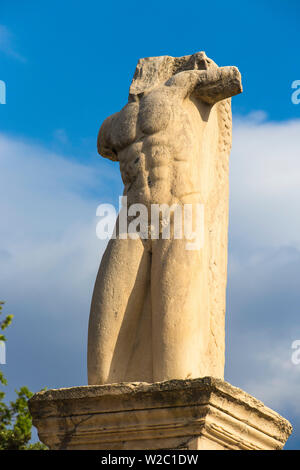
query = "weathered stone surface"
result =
(29, 377, 292, 450)
(28, 53, 293, 451)
(88, 52, 243, 385)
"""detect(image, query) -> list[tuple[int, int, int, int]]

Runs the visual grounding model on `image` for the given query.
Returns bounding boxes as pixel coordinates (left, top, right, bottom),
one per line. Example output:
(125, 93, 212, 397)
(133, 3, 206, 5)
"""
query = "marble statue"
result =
(88, 52, 242, 385)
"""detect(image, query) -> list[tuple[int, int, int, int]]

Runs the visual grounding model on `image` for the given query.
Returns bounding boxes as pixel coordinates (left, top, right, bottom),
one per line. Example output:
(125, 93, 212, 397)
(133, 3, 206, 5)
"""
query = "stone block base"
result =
(28, 377, 292, 450)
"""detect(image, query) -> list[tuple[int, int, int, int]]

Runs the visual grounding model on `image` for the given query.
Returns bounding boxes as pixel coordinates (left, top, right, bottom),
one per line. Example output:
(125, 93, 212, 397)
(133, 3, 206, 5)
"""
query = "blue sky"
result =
(1, 0, 300, 449)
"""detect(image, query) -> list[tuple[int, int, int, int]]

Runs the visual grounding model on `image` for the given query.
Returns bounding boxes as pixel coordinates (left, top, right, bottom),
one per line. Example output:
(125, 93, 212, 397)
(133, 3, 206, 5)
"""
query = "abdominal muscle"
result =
(119, 135, 200, 209)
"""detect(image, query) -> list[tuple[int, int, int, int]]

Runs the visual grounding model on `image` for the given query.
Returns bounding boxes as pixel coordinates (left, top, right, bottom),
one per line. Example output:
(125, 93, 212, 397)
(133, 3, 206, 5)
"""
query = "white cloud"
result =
(1, 116, 300, 447)
(230, 116, 300, 250)
(226, 115, 300, 448)
(53, 128, 69, 145)
(243, 344, 300, 413)
(0, 25, 25, 62)
(0, 133, 120, 391)
(0, 132, 123, 303)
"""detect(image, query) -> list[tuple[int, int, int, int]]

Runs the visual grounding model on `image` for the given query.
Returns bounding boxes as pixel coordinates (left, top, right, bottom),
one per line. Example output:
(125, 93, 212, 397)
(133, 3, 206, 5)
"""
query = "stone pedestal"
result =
(29, 377, 292, 450)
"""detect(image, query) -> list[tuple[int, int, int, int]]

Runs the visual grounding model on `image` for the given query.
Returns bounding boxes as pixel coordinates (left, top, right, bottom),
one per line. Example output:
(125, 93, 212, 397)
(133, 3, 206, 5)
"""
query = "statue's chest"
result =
(138, 89, 173, 135)
(111, 88, 179, 151)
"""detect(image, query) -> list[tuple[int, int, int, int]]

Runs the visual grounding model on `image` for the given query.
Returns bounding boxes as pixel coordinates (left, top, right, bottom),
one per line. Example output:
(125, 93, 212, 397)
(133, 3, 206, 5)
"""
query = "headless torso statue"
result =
(88, 52, 242, 384)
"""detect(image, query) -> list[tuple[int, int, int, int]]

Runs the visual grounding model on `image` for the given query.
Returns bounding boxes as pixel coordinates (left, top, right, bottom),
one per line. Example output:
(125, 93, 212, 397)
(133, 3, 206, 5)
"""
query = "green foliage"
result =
(0, 301, 47, 450)
(0, 301, 13, 357)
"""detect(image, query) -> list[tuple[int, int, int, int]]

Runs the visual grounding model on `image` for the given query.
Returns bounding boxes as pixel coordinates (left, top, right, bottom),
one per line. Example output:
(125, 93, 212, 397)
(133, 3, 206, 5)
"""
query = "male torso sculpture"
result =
(88, 52, 242, 385)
